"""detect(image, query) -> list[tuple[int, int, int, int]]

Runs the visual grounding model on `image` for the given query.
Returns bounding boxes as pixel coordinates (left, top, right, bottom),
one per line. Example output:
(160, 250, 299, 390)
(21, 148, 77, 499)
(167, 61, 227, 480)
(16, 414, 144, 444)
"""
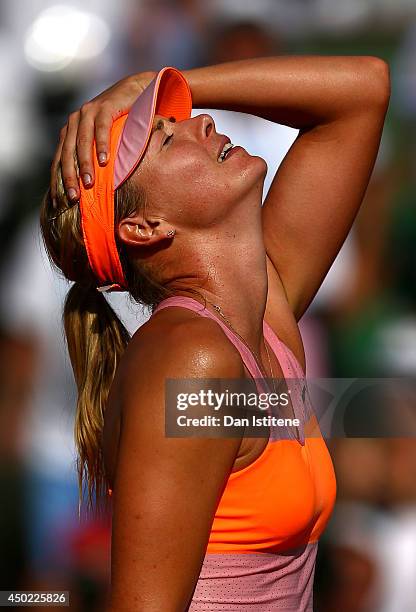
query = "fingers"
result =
(94, 104, 113, 167)
(51, 101, 109, 201)
(76, 102, 97, 188)
(61, 110, 81, 201)
(50, 125, 66, 201)
(50, 83, 130, 201)
(76, 104, 112, 188)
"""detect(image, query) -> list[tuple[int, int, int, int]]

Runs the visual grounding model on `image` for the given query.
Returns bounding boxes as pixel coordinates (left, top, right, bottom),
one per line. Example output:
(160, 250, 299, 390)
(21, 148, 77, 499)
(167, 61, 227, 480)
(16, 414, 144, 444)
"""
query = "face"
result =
(131, 113, 267, 229)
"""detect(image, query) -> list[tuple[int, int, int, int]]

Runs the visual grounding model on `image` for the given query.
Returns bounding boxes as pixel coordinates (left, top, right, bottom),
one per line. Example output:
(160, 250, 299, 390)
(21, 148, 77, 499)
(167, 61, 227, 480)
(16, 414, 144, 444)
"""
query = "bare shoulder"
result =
(123, 305, 246, 381)
(109, 308, 245, 609)
(118, 307, 246, 438)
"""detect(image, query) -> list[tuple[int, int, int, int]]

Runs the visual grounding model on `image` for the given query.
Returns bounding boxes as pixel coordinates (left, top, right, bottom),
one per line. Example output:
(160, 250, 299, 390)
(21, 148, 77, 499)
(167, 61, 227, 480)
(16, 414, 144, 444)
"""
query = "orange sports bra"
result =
(109, 296, 337, 611)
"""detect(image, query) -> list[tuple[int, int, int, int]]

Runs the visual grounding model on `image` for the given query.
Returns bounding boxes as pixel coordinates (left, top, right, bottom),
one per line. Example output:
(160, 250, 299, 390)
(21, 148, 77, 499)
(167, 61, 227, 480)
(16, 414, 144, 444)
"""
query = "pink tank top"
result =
(152, 296, 337, 611)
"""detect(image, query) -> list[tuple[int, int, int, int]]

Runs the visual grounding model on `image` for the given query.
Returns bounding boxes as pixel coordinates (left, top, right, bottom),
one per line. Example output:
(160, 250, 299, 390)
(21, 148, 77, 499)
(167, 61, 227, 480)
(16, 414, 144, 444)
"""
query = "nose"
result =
(175, 113, 215, 147)
(197, 113, 215, 139)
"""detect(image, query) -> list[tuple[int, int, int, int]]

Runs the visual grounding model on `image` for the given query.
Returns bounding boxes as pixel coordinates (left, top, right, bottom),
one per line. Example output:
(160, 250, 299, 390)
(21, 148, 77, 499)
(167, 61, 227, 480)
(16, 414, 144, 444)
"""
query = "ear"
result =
(117, 212, 174, 250)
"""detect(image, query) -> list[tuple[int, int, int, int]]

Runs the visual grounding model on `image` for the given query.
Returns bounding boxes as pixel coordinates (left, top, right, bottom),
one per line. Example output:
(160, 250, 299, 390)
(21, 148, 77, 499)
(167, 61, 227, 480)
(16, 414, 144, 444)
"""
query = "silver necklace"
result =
(205, 298, 277, 394)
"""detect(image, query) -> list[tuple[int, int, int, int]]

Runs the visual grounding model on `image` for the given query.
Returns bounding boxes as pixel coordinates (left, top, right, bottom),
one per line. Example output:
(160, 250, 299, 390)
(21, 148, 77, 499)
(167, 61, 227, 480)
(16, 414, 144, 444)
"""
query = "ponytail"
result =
(42, 164, 170, 515)
(63, 281, 130, 516)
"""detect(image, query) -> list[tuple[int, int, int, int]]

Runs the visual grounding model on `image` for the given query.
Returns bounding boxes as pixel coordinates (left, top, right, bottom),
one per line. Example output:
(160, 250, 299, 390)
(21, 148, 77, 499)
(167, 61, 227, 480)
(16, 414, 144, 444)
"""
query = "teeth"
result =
(218, 142, 233, 162)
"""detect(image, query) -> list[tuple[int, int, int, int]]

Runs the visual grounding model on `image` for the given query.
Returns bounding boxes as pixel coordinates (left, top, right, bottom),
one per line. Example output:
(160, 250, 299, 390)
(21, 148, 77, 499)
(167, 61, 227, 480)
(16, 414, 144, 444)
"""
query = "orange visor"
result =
(79, 66, 192, 292)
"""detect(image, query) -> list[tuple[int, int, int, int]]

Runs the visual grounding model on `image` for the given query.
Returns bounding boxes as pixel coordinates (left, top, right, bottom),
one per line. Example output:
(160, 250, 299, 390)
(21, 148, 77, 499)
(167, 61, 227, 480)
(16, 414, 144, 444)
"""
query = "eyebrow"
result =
(150, 116, 176, 136)
(148, 117, 176, 154)
(150, 120, 163, 136)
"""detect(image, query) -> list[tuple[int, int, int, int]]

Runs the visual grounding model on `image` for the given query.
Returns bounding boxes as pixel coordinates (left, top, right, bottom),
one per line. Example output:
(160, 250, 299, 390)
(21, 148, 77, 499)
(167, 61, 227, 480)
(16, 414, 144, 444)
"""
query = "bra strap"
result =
(153, 296, 267, 388)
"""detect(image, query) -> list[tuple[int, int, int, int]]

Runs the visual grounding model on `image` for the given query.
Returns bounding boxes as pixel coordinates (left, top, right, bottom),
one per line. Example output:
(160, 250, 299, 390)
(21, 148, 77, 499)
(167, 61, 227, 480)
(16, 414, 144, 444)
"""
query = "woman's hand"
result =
(51, 71, 157, 202)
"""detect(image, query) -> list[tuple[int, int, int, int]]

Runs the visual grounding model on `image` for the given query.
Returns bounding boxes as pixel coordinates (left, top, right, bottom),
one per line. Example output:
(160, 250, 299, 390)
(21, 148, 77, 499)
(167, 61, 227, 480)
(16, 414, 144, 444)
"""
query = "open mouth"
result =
(217, 142, 234, 163)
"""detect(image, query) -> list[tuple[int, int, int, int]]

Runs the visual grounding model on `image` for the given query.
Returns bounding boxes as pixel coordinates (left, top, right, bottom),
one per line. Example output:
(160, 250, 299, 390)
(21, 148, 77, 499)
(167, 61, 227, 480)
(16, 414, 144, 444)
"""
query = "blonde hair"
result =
(40, 163, 173, 517)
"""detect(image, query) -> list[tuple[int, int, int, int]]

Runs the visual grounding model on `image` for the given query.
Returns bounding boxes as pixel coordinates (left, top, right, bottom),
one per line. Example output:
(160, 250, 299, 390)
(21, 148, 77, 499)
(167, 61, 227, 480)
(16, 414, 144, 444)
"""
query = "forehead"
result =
(138, 114, 174, 167)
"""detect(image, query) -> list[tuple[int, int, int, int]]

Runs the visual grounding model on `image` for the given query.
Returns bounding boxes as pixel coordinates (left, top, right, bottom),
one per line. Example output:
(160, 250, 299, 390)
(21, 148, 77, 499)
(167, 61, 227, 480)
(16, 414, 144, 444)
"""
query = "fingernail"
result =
(98, 152, 107, 164)
(68, 188, 77, 201)
(83, 173, 92, 186)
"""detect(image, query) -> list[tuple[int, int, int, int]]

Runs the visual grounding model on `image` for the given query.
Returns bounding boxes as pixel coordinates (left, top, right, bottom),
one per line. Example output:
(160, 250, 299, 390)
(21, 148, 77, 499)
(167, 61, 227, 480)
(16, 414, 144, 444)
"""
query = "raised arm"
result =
(181, 56, 391, 320)
(54, 57, 390, 322)
(107, 319, 244, 611)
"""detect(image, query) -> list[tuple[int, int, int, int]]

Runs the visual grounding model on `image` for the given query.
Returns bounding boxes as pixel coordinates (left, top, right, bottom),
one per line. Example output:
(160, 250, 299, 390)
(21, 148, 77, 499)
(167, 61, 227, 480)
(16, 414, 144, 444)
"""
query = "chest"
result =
(208, 436, 337, 553)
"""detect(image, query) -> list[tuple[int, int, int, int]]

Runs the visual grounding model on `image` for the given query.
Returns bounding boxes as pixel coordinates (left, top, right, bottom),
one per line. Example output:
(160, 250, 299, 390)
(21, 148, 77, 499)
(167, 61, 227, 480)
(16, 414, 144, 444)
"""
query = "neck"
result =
(162, 215, 268, 356)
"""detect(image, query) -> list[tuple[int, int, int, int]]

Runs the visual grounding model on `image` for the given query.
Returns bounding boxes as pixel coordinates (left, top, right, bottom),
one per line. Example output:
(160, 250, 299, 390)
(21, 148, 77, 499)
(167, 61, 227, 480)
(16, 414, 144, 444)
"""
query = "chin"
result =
(253, 154, 268, 174)
(240, 155, 267, 191)
(240, 152, 267, 175)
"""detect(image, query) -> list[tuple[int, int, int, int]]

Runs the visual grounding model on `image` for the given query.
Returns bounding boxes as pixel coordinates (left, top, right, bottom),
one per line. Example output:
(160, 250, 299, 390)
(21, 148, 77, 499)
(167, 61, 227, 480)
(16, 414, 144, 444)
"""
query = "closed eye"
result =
(163, 133, 173, 146)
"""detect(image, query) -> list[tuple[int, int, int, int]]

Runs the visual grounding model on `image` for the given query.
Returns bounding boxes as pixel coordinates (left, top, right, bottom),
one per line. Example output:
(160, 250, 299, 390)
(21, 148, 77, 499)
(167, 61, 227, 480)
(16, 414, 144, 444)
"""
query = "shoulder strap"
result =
(262, 319, 304, 380)
(263, 319, 307, 443)
(153, 296, 267, 386)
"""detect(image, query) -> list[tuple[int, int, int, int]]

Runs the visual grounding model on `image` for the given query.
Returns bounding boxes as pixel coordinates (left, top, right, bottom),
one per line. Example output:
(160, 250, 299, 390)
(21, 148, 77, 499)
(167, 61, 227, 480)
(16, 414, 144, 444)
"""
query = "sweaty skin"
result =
(55, 57, 390, 611)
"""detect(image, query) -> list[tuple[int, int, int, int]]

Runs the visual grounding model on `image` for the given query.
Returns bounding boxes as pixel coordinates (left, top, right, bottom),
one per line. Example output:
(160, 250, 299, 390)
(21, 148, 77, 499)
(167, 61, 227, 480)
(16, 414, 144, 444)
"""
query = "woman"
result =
(42, 57, 390, 610)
